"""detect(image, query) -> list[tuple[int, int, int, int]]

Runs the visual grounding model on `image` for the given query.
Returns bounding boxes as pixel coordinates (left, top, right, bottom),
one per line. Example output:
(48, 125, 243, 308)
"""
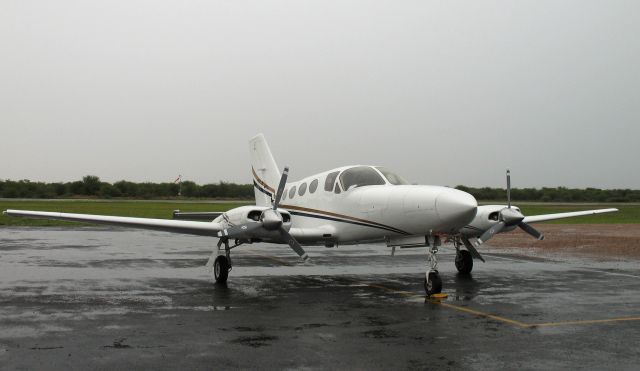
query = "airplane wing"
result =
(3, 209, 223, 237)
(522, 208, 619, 224)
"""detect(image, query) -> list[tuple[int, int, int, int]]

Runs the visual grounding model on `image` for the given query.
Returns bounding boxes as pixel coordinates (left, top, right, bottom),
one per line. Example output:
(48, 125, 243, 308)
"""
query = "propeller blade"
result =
(218, 222, 263, 239)
(476, 221, 506, 246)
(461, 236, 486, 262)
(506, 169, 511, 209)
(279, 228, 309, 261)
(273, 166, 289, 209)
(517, 222, 545, 240)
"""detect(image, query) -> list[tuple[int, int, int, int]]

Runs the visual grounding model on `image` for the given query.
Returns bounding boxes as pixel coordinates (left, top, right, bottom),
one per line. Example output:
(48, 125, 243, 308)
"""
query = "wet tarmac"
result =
(1, 227, 639, 370)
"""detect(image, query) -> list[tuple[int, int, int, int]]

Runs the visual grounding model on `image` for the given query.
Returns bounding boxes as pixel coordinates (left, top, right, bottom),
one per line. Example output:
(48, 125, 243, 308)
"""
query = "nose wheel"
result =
(424, 271, 442, 296)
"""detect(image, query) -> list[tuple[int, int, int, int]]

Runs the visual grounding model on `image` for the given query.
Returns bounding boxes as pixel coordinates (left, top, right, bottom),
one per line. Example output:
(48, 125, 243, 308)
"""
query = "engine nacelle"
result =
(213, 206, 292, 240)
(460, 205, 519, 237)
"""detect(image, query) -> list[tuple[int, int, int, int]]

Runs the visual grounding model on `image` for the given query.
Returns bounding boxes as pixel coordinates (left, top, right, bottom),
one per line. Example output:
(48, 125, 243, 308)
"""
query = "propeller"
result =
(218, 167, 309, 261)
(475, 170, 545, 246)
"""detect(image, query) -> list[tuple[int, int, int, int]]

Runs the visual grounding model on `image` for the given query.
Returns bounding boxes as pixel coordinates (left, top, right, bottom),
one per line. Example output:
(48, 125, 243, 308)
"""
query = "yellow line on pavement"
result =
(362, 282, 640, 329)
(433, 301, 531, 328)
(363, 282, 529, 328)
(531, 317, 640, 328)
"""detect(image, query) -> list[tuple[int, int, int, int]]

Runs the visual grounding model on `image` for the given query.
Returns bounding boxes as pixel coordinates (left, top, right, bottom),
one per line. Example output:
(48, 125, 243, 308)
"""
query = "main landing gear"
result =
(453, 239, 474, 274)
(209, 238, 242, 284)
(213, 255, 230, 283)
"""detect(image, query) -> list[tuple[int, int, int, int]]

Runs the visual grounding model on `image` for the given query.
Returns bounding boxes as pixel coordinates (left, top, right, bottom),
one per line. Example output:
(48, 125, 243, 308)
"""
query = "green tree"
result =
(82, 175, 101, 196)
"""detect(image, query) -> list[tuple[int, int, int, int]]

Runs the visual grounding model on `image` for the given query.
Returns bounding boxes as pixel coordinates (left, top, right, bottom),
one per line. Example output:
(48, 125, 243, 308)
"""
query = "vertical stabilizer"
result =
(249, 134, 281, 207)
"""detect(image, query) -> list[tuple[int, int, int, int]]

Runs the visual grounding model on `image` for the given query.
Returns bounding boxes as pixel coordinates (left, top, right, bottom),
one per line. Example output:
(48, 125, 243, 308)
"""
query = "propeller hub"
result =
(261, 209, 283, 230)
(500, 207, 524, 226)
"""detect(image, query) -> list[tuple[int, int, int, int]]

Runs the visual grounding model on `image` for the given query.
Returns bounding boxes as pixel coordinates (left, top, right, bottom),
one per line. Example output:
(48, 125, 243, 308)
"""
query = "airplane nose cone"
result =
(435, 189, 478, 228)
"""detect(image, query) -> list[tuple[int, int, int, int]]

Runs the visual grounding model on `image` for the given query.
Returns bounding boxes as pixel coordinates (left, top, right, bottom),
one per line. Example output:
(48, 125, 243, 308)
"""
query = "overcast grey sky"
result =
(1, 0, 638, 189)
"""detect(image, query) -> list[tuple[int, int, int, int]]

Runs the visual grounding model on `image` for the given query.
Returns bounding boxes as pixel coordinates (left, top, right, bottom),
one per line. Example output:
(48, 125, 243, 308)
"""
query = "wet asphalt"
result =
(0, 227, 639, 370)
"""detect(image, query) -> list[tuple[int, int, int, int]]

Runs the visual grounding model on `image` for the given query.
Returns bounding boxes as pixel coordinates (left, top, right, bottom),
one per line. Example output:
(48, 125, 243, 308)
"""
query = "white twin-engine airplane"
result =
(4, 134, 618, 296)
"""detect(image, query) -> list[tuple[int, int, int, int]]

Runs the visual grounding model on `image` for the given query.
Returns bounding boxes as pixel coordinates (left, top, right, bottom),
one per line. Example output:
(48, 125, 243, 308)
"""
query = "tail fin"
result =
(249, 134, 281, 207)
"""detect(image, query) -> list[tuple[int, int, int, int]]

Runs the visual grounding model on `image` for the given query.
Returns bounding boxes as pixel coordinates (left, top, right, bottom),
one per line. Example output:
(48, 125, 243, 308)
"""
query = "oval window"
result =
(325, 171, 339, 191)
(299, 182, 307, 196)
(309, 179, 318, 193)
(289, 186, 297, 199)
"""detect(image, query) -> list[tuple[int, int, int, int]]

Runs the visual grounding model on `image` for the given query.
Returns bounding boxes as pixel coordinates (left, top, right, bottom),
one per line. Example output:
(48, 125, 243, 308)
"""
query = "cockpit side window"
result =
(325, 171, 340, 191)
(375, 167, 410, 185)
(339, 166, 385, 190)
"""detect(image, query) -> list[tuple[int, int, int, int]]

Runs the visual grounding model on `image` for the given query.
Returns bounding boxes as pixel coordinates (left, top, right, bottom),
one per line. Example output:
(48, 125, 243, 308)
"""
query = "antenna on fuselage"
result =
(506, 169, 511, 208)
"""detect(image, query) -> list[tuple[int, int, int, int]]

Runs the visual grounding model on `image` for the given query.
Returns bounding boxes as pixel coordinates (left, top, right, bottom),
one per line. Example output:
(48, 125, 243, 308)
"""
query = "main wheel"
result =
(424, 272, 442, 296)
(455, 250, 473, 274)
(213, 256, 230, 284)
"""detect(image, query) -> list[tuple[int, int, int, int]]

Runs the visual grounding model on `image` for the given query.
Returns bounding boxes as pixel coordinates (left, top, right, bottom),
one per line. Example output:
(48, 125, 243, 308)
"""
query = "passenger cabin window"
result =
(340, 166, 385, 191)
(298, 182, 307, 196)
(325, 171, 339, 191)
(334, 183, 341, 194)
(376, 167, 410, 185)
(309, 179, 318, 193)
(289, 186, 297, 199)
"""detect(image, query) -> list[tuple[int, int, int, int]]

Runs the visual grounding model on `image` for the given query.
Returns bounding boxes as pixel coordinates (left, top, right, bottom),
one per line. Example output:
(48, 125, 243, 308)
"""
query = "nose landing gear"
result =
(424, 238, 443, 296)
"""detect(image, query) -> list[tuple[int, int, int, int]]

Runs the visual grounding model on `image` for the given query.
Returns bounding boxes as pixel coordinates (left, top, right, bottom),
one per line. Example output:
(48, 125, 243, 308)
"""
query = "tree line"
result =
(1, 176, 639, 202)
(0, 176, 254, 199)
(455, 185, 640, 203)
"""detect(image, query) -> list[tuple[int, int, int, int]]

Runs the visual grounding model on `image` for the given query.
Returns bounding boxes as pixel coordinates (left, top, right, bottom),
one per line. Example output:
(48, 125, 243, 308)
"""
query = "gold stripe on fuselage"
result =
(252, 167, 275, 194)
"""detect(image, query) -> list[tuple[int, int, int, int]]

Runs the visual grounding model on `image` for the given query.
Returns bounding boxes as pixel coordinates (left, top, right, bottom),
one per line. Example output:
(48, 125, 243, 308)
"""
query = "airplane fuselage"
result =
(246, 165, 478, 245)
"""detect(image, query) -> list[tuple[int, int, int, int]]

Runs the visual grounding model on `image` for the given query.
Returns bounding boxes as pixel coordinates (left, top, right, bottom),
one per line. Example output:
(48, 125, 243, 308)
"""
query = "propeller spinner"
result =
(218, 167, 309, 261)
(474, 170, 544, 247)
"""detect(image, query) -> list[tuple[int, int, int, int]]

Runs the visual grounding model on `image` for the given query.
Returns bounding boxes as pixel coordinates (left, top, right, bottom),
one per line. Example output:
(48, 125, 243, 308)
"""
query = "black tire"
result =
(424, 272, 442, 296)
(455, 250, 473, 274)
(213, 256, 230, 284)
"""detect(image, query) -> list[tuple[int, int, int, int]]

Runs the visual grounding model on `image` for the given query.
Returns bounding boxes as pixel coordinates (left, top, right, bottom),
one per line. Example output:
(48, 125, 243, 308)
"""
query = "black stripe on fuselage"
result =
(289, 210, 410, 236)
(253, 180, 273, 198)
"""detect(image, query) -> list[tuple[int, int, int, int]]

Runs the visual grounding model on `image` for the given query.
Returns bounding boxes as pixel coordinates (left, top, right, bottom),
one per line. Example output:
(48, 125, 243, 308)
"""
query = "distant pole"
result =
(174, 174, 182, 197)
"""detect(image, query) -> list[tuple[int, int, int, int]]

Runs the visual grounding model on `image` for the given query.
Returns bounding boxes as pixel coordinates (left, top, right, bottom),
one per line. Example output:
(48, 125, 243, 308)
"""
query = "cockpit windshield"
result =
(376, 167, 410, 185)
(340, 166, 386, 190)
